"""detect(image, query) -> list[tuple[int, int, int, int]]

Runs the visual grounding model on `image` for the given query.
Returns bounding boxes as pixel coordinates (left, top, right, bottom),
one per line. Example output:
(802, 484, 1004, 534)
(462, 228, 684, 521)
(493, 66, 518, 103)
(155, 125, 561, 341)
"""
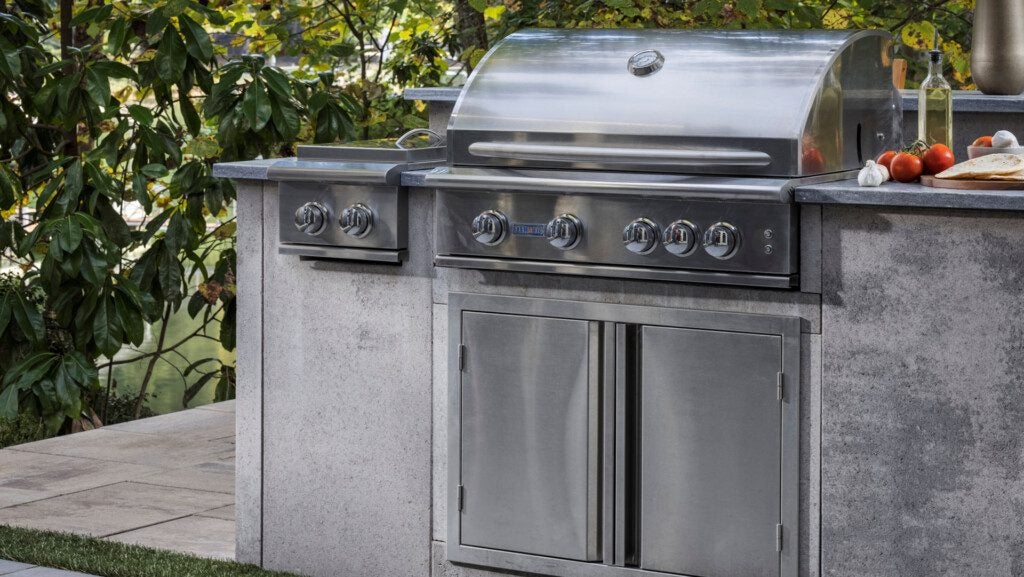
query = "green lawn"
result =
(0, 526, 302, 577)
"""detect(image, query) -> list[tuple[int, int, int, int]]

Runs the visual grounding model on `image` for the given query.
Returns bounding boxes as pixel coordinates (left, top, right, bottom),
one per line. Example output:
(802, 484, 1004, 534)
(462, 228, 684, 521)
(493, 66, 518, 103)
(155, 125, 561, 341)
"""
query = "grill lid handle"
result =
(467, 142, 772, 167)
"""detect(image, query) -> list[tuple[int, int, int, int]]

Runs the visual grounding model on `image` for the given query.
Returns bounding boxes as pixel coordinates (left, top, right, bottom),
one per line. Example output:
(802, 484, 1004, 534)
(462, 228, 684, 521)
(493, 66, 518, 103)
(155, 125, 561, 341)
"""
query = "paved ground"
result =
(0, 401, 236, 562)
(0, 559, 96, 576)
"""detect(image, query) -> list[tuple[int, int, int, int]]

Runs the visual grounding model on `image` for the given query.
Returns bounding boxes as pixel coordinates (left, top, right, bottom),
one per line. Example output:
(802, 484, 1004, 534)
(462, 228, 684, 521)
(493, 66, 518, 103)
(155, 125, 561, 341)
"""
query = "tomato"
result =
(972, 135, 994, 147)
(802, 146, 825, 173)
(889, 152, 924, 182)
(876, 150, 898, 170)
(922, 144, 955, 175)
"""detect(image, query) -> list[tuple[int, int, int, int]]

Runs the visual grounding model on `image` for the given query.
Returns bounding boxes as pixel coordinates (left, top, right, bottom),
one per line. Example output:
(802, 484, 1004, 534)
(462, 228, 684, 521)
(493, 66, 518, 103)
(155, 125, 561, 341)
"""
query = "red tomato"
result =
(876, 150, 898, 171)
(972, 135, 994, 147)
(890, 152, 924, 182)
(922, 144, 955, 175)
(802, 146, 825, 173)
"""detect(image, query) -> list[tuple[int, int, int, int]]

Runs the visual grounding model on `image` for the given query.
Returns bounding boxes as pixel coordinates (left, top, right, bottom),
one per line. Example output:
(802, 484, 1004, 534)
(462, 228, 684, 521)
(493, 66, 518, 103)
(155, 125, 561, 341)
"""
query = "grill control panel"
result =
(436, 189, 798, 287)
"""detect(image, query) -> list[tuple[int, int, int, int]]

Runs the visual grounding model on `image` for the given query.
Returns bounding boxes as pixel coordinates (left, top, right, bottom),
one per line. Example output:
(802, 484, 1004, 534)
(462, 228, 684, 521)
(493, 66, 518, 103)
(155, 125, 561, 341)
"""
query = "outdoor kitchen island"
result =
(215, 33, 1024, 577)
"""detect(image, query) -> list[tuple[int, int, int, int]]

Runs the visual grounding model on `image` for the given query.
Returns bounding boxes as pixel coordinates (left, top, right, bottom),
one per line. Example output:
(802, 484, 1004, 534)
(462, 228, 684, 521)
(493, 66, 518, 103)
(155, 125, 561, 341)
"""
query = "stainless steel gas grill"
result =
(427, 29, 894, 288)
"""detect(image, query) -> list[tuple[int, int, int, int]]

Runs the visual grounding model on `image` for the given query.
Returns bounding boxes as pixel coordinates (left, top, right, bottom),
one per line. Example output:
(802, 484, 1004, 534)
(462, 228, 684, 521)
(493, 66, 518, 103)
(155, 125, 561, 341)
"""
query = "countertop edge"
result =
(403, 87, 461, 103)
(796, 179, 1024, 212)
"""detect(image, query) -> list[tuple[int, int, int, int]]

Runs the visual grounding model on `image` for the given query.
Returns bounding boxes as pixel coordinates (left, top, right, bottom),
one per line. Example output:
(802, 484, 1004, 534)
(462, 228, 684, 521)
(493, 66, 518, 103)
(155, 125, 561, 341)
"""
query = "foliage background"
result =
(0, 0, 978, 438)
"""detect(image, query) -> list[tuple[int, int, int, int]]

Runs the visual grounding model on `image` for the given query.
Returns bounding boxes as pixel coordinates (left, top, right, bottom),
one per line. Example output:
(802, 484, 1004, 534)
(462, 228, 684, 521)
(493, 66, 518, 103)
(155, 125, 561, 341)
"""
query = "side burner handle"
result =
(396, 128, 445, 149)
(467, 142, 772, 167)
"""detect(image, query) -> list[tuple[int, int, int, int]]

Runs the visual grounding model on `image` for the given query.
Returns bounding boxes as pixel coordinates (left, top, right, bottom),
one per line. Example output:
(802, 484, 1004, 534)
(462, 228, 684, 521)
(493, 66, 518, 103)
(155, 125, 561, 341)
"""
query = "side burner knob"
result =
(623, 218, 659, 255)
(546, 214, 583, 250)
(471, 210, 508, 246)
(294, 202, 328, 236)
(340, 203, 374, 238)
(663, 220, 699, 257)
(703, 222, 740, 260)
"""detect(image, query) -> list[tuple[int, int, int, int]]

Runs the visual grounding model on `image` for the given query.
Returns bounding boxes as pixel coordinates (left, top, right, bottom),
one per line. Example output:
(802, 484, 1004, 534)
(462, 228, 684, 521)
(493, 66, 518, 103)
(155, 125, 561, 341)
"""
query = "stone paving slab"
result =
(0, 402, 236, 562)
(0, 481, 233, 537)
(0, 452, 162, 509)
(5, 567, 96, 577)
(104, 514, 236, 560)
(0, 560, 34, 575)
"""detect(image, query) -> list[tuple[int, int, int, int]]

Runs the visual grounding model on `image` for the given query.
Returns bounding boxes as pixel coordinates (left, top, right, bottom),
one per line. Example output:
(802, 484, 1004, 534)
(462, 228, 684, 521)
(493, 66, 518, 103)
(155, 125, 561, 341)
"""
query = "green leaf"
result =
(141, 164, 169, 179)
(64, 160, 83, 199)
(12, 292, 44, 344)
(0, 290, 11, 334)
(107, 18, 128, 53)
(92, 295, 123, 358)
(128, 104, 155, 125)
(262, 67, 293, 100)
(241, 81, 272, 131)
(0, 383, 18, 419)
(155, 26, 187, 83)
(0, 165, 18, 210)
(219, 298, 236, 351)
(178, 14, 213, 62)
(56, 216, 83, 253)
(159, 245, 183, 300)
(179, 94, 202, 137)
(91, 60, 138, 81)
(85, 68, 111, 107)
(70, 4, 112, 26)
(468, 0, 486, 11)
(1, 47, 20, 78)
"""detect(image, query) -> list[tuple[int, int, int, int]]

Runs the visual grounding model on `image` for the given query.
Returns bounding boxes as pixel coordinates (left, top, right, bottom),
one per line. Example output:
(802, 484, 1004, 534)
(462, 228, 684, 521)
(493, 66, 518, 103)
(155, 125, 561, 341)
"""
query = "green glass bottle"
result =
(917, 49, 953, 146)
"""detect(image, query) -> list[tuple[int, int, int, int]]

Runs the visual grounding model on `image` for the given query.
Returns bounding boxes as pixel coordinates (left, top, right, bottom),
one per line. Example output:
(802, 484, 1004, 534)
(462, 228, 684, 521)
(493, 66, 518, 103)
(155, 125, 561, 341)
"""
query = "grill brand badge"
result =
(511, 223, 547, 237)
(628, 49, 664, 77)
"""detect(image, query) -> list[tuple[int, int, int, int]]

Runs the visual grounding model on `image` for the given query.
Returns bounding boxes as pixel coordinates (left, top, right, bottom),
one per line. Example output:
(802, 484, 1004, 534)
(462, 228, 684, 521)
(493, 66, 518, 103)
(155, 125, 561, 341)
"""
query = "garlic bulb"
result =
(993, 130, 1019, 148)
(858, 160, 889, 187)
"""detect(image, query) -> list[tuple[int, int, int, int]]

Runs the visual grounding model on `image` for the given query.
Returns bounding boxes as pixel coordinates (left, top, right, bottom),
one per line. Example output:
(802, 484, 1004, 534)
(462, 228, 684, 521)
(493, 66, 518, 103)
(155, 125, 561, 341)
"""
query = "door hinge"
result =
(458, 344, 467, 372)
(777, 372, 785, 401)
(457, 485, 465, 511)
(776, 523, 784, 552)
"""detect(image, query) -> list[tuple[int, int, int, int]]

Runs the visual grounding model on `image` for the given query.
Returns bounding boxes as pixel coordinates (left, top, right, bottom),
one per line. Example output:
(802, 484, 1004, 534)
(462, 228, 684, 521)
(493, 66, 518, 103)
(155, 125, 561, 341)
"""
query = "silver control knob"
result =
(703, 222, 740, 260)
(340, 203, 373, 238)
(471, 210, 508, 246)
(623, 218, 659, 255)
(663, 220, 699, 257)
(294, 202, 329, 236)
(546, 214, 582, 250)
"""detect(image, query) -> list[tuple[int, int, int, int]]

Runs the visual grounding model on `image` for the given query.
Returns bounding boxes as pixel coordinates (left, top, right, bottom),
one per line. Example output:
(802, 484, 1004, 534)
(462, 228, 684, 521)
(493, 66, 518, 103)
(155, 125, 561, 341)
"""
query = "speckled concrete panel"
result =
(821, 206, 1024, 577)
(800, 205, 822, 295)
(431, 541, 544, 577)
(428, 102, 455, 135)
(800, 333, 822, 577)
(432, 303, 448, 543)
(260, 190, 434, 577)
(234, 181, 264, 565)
(434, 268, 822, 333)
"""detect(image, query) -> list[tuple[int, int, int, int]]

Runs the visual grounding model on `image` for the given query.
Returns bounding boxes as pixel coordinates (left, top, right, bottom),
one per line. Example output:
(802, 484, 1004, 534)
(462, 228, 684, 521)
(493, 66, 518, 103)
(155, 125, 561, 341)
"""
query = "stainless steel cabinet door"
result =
(459, 311, 599, 561)
(640, 326, 781, 577)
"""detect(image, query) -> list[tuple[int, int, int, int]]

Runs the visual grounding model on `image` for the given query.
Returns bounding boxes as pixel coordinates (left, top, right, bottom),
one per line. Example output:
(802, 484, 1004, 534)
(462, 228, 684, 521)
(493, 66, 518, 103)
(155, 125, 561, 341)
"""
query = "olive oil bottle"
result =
(917, 49, 953, 146)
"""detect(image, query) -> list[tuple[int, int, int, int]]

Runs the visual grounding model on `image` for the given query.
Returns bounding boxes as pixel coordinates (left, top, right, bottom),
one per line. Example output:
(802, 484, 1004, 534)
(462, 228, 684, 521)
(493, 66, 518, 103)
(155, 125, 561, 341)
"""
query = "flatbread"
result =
(982, 169, 1024, 181)
(936, 153, 1024, 179)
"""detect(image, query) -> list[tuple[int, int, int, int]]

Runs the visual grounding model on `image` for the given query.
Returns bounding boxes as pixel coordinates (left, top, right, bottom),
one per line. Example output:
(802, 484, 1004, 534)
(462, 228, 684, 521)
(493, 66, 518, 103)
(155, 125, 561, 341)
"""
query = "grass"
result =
(0, 525, 303, 577)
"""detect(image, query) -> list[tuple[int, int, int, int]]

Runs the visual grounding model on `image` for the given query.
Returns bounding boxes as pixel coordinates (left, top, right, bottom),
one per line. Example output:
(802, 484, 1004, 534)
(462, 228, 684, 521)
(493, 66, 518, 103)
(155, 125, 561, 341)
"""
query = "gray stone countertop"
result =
(796, 179, 1024, 212)
(211, 158, 279, 180)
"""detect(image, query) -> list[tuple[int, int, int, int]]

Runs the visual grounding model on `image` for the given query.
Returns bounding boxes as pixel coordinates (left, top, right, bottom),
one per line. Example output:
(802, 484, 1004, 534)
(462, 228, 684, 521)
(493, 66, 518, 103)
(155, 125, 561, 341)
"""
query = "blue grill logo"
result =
(511, 223, 547, 237)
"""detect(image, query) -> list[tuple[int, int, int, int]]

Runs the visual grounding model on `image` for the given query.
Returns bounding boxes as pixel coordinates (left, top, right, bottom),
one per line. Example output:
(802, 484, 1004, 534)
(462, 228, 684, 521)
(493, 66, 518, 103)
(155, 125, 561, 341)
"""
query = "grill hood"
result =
(447, 28, 894, 177)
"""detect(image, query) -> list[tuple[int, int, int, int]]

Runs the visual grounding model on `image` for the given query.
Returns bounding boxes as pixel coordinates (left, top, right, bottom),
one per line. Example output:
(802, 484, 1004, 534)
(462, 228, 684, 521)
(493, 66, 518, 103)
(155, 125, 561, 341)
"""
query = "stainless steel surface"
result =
(267, 160, 431, 185)
(295, 135, 446, 165)
(294, 202, 328, 236)
(449, 29, 893, 176)
(471, 210, 508, 246)
(627, 49, 664, 77)
(457, 311, 600, 561)
(971, 0, 1024, 95)
(466, 142, 773, 167)
(702, 221, 740, 260)
(661, 220, 699, 257)
(546, 213, 583, 250)
(395, 128, 445, 148)
(339, 203, 373, 238)
(278, 182, 406, 253)
(277, 245, 407, 263)
(435, 255, 797, 288)
(622, 218, 659, 255)
(435, 190, 797, 279)
(640, 326, 782, 577)
(447, 293, 802, 577)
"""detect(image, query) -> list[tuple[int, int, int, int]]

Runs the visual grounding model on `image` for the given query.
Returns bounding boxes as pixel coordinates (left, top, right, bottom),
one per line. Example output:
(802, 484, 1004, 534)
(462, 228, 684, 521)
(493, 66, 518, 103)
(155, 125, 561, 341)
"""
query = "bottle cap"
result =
(929, 49, 942, 63)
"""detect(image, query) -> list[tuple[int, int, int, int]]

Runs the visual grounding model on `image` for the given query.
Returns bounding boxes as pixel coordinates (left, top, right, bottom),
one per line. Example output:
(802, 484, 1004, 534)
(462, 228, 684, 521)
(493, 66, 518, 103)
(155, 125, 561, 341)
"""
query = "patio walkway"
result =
(0, 402, 236, 561)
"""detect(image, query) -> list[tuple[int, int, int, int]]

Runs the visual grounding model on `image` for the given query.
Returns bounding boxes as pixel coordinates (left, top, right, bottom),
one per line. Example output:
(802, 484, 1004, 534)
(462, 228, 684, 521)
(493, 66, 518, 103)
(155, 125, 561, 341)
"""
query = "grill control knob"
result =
(340, 203, 373, 238)
(471, 210, 508, 246)
(703, 222, 740, 260)
(294, 202, 328, 236)
(546, 214, 582, 250)
(663, 220, 699, 257)
(623, 218, 659, 255)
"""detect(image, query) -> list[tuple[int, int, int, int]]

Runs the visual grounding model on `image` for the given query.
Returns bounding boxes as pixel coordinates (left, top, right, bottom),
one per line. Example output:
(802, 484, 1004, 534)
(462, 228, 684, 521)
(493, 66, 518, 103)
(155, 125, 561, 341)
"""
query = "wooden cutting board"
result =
(920, 175, 1024, 190)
